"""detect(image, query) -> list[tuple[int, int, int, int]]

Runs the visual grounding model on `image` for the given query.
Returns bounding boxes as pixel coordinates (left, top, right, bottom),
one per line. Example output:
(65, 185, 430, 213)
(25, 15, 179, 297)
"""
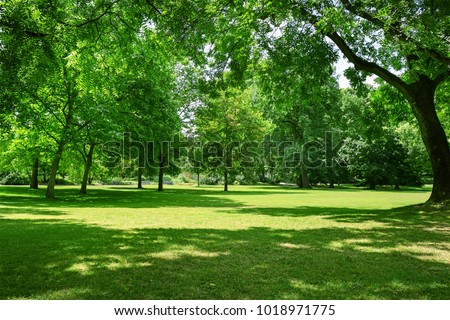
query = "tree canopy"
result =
(1, 0, 449, 203)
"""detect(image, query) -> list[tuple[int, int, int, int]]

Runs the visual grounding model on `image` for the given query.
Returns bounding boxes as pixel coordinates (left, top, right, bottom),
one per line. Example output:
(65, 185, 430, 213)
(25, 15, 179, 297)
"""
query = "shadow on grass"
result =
(0, 186, 248, 209)
(225, 205, 450, 227)
(0, 214, 449, 300)
(0, 185, 431, 211)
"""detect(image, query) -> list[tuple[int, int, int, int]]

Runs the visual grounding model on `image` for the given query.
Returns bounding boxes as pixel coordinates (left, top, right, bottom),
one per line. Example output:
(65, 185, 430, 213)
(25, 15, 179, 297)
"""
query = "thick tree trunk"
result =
(297, 174, 303, 188)
(137, 168, 143, 189)
(410, 79, 450, 203)
(80, 144, 95, 195)
(45, 139, 66, 199)
(30, 159, 39, 189)
(325, 27, 450, 203)
(224, 168, 228, 192)
(300, 163, 311, 188)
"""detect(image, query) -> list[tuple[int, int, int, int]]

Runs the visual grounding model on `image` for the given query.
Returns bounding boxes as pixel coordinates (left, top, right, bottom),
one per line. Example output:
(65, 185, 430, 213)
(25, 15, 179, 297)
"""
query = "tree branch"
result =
(75, 0, 120, 28)
(21, 0, 120, 37)
(340, 0, 450, 66)
(326, 31, 413, 100)
(293, 3, 412, 96)
(24, 30, 49, 38)
(54, 0, 120, 28)
(79, 146, 87, 162)
(145, 0, 162, 15)
(0, 20, 50, 38)
(434, 69, 450, 85)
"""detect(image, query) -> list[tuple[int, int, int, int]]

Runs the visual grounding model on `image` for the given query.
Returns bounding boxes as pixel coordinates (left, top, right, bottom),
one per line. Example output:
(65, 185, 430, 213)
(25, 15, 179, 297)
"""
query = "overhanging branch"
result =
(14, 0, 120, 38)
(340, 0, 450, 67)
(326, 31, 412, 100)
(434, 69, 450, 85)
(55, 0, 120, 28)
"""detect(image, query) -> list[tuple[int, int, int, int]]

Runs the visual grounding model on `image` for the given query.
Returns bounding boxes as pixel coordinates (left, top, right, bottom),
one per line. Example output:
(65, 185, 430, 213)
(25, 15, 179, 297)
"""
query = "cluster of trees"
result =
(1, 0, 449, 202)
(1, 0, 183, 198)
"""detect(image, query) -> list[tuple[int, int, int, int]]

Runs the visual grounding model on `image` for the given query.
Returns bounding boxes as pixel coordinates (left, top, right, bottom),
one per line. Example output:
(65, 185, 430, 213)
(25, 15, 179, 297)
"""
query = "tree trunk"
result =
(325, 31, 450, 203)
(328, 167, 335, 188)
(296, 173, 303, 188)
(410, 79, 450, 203)
(137, 168, 143, 189)
(224, 168, 228, 192)
(80, 144, 95, 195)
(300, 163, 311, 188)
(197, 168, 200, 187)
(260, 166, 266, 183)
(158, 151, 164, 192)
(45, 139, 66, 199)
(30, 158, 39, 189)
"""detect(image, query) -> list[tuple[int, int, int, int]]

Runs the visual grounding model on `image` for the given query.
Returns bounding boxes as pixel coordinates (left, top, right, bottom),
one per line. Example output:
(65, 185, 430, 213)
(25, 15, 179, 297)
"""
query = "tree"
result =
(337, 86, 428, 189)
(110, 28, 181, 191)
(355, 133, 421, 190)
(255, 56, 341, 188)
(196, 85, 271, 191)
(295, 0, 450, 202)
(1, 1, 108, 198)
(0, 0, 166, 197)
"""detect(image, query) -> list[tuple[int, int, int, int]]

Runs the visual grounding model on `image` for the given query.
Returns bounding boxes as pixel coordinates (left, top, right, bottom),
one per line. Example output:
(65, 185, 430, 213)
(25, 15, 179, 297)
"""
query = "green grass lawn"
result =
(0, 185, 449, 299)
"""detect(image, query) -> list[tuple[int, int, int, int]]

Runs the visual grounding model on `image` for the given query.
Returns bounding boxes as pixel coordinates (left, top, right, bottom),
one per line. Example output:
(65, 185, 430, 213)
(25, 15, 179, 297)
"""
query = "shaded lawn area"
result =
(0, 185, 449, 299)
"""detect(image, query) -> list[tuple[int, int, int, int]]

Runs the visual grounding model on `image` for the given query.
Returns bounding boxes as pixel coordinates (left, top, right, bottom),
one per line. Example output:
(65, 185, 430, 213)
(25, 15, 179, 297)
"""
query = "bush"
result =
(200, 175, 220, 185)
(177, 173, 194, 183)
(234, 174, 256, 185)
(109, 180, 133, 185)
(0, 172, 29, 185)
(55, 178, 76, 185)
(100, 177, 133, 185)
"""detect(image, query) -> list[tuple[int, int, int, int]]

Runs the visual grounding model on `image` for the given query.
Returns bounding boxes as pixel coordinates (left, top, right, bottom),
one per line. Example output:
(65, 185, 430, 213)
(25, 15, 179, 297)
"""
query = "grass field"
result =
(0, 185, 449, 299)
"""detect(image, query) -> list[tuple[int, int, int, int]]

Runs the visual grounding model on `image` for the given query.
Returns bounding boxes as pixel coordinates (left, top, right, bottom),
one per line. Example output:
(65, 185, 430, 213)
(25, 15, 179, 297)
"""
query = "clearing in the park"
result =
(0, 185, 448, 300)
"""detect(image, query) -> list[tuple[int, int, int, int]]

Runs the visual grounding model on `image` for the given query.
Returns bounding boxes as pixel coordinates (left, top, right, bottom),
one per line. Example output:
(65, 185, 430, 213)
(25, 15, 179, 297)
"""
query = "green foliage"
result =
(436, 79, 450, 137)
(195, 84, 272, 185)
(199, 174, 221, 185)
(356, 134, 422, 189)
(0, 172, 29, 185)
(338, 86, 430, 188)
(0, 0, 183, 195)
